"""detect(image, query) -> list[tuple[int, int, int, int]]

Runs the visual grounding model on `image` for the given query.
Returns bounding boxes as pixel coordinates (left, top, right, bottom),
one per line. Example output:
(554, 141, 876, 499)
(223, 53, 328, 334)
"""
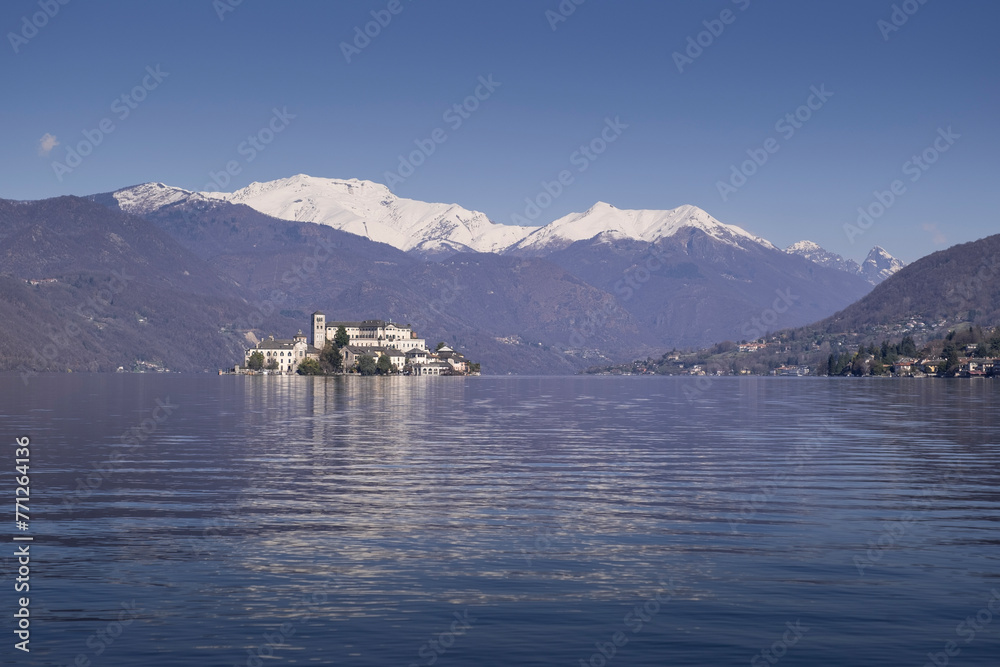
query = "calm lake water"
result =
(3, 375, 999, 666)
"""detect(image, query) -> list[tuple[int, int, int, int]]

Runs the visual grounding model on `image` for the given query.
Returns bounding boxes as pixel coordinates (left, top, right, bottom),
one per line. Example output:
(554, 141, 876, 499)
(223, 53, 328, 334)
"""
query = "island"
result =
(231, 312, 480, 376)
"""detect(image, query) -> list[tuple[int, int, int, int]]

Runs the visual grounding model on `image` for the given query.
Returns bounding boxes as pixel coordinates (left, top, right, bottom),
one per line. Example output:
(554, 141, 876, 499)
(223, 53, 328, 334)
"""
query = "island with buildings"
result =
(234, 312, 479, 376)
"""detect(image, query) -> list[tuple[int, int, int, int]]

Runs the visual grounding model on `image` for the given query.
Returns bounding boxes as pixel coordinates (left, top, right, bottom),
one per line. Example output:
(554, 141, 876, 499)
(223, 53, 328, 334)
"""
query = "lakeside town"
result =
(232, 312, 480, 376)
(587, 324, 1000, 378)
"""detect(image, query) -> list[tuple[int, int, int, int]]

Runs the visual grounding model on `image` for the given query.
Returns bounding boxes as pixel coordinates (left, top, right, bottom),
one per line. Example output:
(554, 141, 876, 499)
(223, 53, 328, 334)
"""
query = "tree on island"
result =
(320, 341, 343, 373)
(265, 358, 279, 371)
(435, 341, 446, 351)
(376, 355, 394, 375)
(297, 358, 322, 375)
(334, 325, 350, 349)
(247, 351, 264, 370)
(356, 354, 377, 376)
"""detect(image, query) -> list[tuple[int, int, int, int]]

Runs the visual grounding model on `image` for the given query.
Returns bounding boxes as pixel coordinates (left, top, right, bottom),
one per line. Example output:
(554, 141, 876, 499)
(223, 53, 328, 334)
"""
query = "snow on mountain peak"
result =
(113, 182, 204, 216)
(117, 174, 782, 259)
(509, 202, 775, 254)
(861, 245, 905, 283)
(786, 240, 822, 253)
(200, 175, 536, 254)
(785, 239, 904, 285)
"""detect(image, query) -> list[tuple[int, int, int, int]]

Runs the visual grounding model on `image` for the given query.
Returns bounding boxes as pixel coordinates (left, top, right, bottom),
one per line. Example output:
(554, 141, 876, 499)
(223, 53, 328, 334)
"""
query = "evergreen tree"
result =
(320, 341, 343, 373)
(376, 355, 393, 375)
(247, 351, 264, 370)
(357, 355, 377, 376)
(900, 335, 917, 357)
(943, 343, 961, 375)
(334, 325, 350, 348)
(297, 358, 322, 375)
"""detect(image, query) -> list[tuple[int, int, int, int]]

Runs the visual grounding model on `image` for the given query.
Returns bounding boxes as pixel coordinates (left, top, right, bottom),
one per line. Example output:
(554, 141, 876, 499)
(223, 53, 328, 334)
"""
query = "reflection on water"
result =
(2, 375, 999, 666)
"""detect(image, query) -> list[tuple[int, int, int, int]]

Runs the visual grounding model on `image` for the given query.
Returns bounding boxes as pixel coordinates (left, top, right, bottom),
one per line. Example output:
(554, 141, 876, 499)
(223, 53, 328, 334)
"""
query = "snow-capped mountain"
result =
(785, 240, 904, 285)
(111, 181, 216, 217)
(785, 240, 861, 275)
(175, 175, 775, 258)
(860, 246, 905, 284)
(109, 177, 899, 288)
(506, 202, 777, 256)
(201, 174, 536, 255)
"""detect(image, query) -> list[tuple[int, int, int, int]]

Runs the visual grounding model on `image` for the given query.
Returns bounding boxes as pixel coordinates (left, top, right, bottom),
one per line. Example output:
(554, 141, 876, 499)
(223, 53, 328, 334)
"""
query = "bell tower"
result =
(311, 312, 326, 349)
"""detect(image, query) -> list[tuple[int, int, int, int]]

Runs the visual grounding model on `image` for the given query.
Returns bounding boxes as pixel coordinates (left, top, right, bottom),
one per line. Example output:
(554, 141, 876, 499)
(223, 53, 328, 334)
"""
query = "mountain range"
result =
(0, 174, 915, 374)
(125, 174, 902, 280)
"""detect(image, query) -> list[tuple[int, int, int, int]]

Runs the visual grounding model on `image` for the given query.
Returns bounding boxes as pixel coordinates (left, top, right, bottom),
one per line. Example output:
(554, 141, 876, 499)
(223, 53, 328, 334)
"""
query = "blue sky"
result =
(3, 0, 997, 263)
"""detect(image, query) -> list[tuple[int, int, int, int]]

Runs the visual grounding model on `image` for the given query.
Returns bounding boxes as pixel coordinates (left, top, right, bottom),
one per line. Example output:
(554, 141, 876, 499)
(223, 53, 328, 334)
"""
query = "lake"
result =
(3, 374, 999, 666)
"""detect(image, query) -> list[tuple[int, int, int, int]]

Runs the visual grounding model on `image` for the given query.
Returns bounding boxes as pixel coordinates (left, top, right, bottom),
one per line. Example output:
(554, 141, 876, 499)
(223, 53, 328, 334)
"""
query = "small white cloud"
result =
(922, 222, 946, 246)
(38, 133, 59, 156)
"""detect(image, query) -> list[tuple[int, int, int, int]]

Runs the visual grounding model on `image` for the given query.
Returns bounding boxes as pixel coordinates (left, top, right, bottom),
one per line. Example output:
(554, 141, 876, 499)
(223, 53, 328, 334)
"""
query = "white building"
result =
(312, 312, 426, 352)
(412, 360, 451, 376)
(244, 331, 320, 373)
